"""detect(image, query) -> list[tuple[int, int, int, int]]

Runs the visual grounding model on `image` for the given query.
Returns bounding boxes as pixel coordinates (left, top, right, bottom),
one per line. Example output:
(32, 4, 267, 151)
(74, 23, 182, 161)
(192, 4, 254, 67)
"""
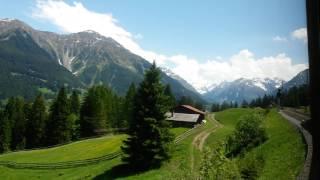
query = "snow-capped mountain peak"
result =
(202, 77, 286, 103)
(160, 67, 198, 93)
(0, 18, 16, 22)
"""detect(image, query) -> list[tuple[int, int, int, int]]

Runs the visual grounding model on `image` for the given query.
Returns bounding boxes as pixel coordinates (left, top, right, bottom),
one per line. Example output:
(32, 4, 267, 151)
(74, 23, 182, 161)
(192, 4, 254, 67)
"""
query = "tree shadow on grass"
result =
(93, 163, 151, 180)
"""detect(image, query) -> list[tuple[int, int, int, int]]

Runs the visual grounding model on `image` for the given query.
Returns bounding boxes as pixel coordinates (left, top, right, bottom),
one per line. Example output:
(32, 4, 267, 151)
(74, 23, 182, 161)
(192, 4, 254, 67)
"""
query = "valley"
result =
(0, 3, 311, 179)
(0, 108, 306, 179)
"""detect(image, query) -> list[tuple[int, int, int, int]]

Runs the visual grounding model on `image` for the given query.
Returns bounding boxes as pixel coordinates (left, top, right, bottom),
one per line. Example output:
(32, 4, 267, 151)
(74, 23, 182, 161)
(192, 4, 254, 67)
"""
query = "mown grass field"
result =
(0, 135, 126, 179)
(0, 126, 196, 179)
(0, 135, 126, 163)
(0, 108, 305, 179)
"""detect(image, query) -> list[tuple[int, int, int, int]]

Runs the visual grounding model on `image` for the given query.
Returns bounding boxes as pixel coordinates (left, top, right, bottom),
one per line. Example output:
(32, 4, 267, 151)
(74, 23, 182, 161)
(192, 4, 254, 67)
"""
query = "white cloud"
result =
(134, 33, 143, 40)
(32, 0, 167, 65)
(32, 1, 308, 91)
(169, 50, 307, 90)
(291, 27, 307, 42)
(272, 36, 287, 42)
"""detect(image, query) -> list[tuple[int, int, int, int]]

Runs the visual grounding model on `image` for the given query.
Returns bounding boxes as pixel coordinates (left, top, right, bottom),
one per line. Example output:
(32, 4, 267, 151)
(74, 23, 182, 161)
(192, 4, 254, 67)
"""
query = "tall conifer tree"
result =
(70, 90, 80, 115)
(80, 86, 107, 137)
(46, 87, 72, 145)
(26, 94, 47, 148)
(122, 83, 136, 128)
(0, 111, 11, 152)
(164, 84, 176, 110)
(10, 97, 26, 150)
(121, 62, 174, 169)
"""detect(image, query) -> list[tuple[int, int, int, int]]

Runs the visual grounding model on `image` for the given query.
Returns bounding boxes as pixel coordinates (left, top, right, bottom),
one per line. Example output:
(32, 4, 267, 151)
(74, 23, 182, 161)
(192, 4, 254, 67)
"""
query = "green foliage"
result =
(241, 99, 249, 108)
(67, 113, 80, 140)
(178, 96, 194, 106)
(26, 94, 47, 148)
(122, 83, 136, 128)
(80, 85, 125, 135)
(121, 62, 174, 169)
(238, 153, 265, 180)
(206, 108, 305, 179)
(226, 113, 267, 157)
(80, 86, 107, 137)
(249, 94, 274, 108)
(46, 87, 72, 145)
(0, 111, 11, 153)
(69, 91, 80, 140)
(9, 97, 26, 150)
(178, 95, 204, 111)
(199, 145, 240, 180)
(281, 84, 309, 107)
(70, 91, 80, 115)
(164, 84, 176, 110)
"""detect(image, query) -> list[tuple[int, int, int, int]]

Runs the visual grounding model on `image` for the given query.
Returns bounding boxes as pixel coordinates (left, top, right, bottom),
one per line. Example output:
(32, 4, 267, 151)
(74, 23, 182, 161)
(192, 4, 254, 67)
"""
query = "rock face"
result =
(0, 18, 205, 102)
(282, 69, 309, 91)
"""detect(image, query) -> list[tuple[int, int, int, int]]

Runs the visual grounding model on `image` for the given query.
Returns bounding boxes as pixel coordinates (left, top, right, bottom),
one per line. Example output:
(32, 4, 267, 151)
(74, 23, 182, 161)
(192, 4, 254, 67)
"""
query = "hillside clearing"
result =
(204, 108, 305, 179)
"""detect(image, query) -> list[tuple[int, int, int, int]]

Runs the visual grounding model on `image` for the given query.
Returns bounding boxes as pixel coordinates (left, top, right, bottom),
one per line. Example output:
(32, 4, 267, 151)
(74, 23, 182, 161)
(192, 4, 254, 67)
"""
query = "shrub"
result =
(238, 153, 265, 180)
(199, 144, 241, 180)
(226, 114, 267, 157)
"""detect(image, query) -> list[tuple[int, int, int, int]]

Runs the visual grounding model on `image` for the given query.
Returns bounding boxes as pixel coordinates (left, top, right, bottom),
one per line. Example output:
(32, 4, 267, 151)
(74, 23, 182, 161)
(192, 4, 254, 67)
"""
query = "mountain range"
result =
(282, 69, 309, 91)
(203, 77, 284, 103)
(202, 69, 308, 104)
(0, 18, 204, 103)
(0, 18, 309, 105)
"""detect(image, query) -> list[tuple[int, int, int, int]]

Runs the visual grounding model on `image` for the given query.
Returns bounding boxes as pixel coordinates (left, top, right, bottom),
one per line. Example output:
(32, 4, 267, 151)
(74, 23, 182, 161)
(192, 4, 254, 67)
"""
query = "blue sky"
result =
(0, 0, 308, 90)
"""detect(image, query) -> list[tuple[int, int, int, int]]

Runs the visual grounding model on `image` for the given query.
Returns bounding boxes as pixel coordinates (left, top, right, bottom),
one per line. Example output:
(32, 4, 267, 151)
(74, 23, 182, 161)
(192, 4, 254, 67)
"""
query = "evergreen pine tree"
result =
(5, 97, 16, 127)
(70, 90, 80, 115)
(26, 94, 47, 148)
(80, 86, 107, 137)
(0, 111, 11, 153)
(211, 103, 220, 112)
(122, 83, 136, 128)
(121, 62, 174, 170)
(164, 84, 176, 110)
(46, 87, 72, 145)
(69, 90, 81, 139)
(242, 100, 249, 108)
(234, 102, 239, 108)
(10, 97, 26, 150)
(221, 101, 229, 110)
(178, 96, 194, 106)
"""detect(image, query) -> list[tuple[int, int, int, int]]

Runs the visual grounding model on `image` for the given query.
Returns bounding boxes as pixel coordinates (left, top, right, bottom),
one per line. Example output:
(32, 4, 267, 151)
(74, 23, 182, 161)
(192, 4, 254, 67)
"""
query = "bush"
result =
(199, 144, 241, 180)
(226, 114, 267, 157)
(238, 153, 265, 180)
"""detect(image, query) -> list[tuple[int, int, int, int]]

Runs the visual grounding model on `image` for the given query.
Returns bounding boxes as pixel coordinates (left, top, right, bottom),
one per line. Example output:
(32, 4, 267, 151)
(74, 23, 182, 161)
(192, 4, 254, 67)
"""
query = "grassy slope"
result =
(250, 109, 305, 179)
(0, 128, 193, 179)
(205, 108, 257, 149)
(101, 119, 218, 180)
(170, 127, 189, 137)
(0, 109, 304, 179)
(0, 135, 126, 179)
(205, 108, 305, 179)
(0, 135, 126, 163)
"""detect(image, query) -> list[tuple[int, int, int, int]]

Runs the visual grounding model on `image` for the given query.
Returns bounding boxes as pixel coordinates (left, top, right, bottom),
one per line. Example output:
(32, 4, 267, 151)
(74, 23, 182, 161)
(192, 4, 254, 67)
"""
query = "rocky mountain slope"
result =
(282, 69, 309, 90)
(0, 18, 205, 102)
(203, 77, 284, 103)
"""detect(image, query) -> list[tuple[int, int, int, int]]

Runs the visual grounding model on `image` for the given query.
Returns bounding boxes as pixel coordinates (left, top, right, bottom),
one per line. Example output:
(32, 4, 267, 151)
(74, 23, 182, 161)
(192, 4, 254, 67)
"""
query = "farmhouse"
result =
(166, 105, 205, 127)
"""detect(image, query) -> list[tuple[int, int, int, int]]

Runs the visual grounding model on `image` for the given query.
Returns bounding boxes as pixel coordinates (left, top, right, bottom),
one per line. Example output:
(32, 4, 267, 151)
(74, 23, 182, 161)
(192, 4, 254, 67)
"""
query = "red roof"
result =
(180, 105, 205, 115)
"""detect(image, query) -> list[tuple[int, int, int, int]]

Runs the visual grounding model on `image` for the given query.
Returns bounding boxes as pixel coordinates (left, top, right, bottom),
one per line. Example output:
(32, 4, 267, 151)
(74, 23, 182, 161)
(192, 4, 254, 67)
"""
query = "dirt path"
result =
(192, 114, 221, 151)
(190, 114, 222, 172)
